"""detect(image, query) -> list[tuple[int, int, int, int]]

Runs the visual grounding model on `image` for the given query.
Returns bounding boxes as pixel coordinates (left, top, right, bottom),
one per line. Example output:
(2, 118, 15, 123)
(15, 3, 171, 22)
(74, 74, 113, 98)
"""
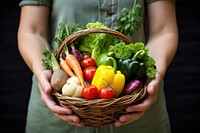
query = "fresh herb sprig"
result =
(114, 0, 142, 36)
(53, 22, 83, 49)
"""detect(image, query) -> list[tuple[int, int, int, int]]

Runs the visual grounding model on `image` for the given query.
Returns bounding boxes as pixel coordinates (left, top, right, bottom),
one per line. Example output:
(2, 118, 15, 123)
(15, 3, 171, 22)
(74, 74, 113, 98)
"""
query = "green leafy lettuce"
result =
(78, 21, 116, 61)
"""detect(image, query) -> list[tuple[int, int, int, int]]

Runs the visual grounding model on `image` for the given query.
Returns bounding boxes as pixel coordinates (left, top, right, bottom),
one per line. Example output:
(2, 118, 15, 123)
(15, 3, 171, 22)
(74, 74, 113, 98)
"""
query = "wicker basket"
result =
(52, 28, 147, 127)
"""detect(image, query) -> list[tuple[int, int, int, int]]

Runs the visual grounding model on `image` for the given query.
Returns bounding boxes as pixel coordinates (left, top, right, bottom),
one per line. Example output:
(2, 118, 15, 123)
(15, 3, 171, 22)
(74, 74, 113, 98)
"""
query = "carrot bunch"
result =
(60, 46, 85, 87)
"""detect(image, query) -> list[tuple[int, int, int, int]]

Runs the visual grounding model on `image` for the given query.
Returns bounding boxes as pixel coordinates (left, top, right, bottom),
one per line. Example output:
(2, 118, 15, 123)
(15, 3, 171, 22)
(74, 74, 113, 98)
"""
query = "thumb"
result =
(147, 85, 155, 95)
(146, 71, 162, 95)
(43, 83, 52, 94)
(38, 70, 52, 94)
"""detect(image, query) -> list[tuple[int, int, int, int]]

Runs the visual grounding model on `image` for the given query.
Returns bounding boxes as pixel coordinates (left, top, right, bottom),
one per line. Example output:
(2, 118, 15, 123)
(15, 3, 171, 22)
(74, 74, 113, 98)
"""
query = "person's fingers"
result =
(115, 111, 145, 127)
(126, 100, 150, 113)
(38, 70, 73, 115)
(39, 85, 73, 115)
(45, 97, 73, 115)
(55, 114, 84, 127)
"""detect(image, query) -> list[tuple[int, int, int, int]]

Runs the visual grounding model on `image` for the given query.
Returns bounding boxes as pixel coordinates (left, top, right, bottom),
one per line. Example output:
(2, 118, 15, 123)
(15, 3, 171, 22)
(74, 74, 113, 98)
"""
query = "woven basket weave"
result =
(52, 28, 147, 127)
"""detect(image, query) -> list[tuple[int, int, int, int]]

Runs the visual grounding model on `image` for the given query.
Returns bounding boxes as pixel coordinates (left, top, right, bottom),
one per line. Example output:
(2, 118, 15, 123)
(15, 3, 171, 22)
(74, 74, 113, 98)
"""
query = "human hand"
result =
(115, 72, 162, 127)
(38, 70, 84, 127)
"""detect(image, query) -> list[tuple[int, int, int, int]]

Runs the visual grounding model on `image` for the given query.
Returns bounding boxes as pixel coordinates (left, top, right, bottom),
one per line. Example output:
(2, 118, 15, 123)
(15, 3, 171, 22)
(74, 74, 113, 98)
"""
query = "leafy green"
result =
(78, 21, 116, 61)
(144, 57, 157, 78)
(114, 0, 142, 36)
(108, 41, 132, 59)
(86, 22, 108, 29)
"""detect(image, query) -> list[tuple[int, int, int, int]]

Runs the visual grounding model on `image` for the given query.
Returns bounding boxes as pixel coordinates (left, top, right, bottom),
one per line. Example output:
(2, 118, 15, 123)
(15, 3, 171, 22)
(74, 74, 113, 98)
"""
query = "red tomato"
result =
(99, 87, 115, 99)
(83, 67, 96, 82)
(82, 85, 99, 100)
(82, 53, 91, 59)
(81, 57, 96, 69)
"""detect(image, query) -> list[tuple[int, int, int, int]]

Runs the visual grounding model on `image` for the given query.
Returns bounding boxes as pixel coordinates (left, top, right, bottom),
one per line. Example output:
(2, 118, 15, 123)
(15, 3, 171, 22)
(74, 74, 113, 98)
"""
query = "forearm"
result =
(18, 32, 49, 78)
(17, 5, 50, 79)
(146, 0, 178, 78)
(146, 32, 178, 78)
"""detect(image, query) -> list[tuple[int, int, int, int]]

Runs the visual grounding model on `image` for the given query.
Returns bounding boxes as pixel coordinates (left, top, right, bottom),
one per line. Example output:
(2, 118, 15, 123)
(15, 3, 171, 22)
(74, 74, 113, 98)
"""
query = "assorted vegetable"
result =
(96, 53, 113, 67)
(109, 70, 125, 97)
(122, 79, 142, 96)
(78, 22, 116, 62)
(64, 46, 85, 87)
(82, 85, 99, 100)
(59, 54, 75, 77)
(51, 69, 69, 92)
(83, 66, 96, 83)
(42, 0, 156, 100)
(99, 84, 115, 99)
(81, 57, 96, 69)
(62, 76, 82, 97)
(109, 42, 156, 79)
(42, 50, 69, 92)
(91, 64, 125, 98)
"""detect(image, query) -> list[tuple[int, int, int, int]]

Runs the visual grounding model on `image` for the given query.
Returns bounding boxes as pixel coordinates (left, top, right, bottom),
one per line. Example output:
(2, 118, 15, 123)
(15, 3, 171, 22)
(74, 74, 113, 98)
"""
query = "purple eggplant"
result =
(122, 79, 142, 96)
(70, 43, 82, 62)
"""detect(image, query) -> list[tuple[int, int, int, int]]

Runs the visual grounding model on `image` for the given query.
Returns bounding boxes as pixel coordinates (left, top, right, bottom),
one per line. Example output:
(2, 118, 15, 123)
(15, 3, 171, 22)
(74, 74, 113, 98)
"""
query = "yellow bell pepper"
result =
(110, 70, 125, 97)
(91, 65, 125, 97)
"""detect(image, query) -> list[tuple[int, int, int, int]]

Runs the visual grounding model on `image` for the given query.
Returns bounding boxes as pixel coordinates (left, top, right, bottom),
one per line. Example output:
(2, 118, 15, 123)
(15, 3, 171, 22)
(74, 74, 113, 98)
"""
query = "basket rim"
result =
(56, 28, 134, 59)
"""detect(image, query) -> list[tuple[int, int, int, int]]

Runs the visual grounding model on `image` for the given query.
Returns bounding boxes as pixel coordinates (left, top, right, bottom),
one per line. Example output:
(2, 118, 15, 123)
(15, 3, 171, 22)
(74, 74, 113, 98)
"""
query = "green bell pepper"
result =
(136, 62, 145, 78)
(117, 50, 146, 80)
(117, 58, 140, 80)
(96, 53, 115, 67)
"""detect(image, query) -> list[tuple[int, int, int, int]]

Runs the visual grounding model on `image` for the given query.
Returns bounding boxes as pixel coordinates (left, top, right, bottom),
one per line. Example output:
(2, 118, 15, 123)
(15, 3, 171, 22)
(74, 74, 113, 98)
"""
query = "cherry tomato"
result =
(82, 53, 91, 59)
(83, 67, 96, 82)
(81, 57, 96, 69)
(82, 85, 99, 100)
(99, 87, 115, 99)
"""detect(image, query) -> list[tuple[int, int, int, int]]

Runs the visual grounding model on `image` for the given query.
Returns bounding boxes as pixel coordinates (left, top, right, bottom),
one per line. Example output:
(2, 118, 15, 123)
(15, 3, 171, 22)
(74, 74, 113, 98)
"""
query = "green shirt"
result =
(19, 0, 171, 133)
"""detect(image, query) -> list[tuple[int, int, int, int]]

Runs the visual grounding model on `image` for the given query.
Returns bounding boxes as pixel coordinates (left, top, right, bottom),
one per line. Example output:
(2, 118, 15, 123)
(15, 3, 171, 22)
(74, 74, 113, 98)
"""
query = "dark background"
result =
(0, 1, 32, 133)
(164, 0, 200, 132)
(0, 0, 199, 133)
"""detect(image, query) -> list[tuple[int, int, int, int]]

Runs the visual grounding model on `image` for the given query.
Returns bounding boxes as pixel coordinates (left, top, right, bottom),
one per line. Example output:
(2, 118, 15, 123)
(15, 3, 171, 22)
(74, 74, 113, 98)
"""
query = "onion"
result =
(122, 79, 142, 96)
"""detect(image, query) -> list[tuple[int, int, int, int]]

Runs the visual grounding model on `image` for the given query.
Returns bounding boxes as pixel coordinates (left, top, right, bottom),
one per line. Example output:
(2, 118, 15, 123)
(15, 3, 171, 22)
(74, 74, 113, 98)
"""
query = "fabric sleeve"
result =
(19, 0, 51, 6)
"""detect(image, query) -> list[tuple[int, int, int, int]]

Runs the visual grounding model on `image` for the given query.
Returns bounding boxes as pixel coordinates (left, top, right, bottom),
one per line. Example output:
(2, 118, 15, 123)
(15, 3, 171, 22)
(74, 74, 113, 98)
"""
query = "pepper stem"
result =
(106, 57, 117, 73)
(102, 79, 111, 89)
(132, 50, 145, 61)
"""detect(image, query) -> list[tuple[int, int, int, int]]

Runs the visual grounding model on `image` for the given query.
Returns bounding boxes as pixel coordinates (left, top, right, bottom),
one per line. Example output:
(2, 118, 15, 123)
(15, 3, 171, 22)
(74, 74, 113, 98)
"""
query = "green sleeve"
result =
(145, 0, 158, 4)
(19, 0, 51, 6)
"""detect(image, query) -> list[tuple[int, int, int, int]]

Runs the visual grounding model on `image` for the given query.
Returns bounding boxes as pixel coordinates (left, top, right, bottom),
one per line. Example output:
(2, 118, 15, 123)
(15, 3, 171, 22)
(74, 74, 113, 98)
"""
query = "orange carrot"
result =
(64, 46, 85, 87)
(60, 58, 75, 77)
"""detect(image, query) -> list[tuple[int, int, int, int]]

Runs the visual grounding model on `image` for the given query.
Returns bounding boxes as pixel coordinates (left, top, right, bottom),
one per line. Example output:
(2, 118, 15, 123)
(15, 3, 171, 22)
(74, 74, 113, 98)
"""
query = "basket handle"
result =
(56, 28, 134, 59)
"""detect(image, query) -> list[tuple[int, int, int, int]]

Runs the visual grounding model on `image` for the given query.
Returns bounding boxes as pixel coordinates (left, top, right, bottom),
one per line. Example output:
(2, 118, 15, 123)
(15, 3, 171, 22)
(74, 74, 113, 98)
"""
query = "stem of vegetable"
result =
(64, 45, 70, 56)
(106, 57, 117, 73)
(132, 0, 137, 12)
(102, 79, 112, 89)
(65, 24, 70, 37)
(42, 50, 60, 71)
(132, 50, 145, 61)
